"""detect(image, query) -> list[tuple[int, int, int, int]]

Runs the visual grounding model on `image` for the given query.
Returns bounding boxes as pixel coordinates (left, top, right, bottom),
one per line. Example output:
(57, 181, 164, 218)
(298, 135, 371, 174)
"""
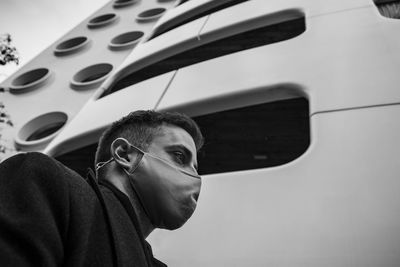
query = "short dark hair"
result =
(95, 110, 204, 164)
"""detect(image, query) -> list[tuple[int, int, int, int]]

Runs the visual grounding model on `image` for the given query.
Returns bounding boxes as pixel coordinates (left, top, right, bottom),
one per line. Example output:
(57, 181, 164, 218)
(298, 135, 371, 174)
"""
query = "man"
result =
(0, 110, 204, 266)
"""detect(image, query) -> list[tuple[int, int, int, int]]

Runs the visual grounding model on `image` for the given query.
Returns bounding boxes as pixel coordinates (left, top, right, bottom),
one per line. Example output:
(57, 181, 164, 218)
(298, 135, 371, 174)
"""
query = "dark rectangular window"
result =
(373, 0, 400, 18)
(193, 98, 310, 175)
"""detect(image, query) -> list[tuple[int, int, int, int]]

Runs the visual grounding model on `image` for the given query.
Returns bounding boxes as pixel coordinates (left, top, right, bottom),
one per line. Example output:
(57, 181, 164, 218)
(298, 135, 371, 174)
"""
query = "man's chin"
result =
(161, 204, 196, 230)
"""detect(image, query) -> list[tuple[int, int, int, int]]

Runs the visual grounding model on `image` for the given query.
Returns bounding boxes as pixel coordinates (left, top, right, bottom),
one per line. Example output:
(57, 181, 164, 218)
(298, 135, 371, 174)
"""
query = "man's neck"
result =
(98, 163, 154, 238)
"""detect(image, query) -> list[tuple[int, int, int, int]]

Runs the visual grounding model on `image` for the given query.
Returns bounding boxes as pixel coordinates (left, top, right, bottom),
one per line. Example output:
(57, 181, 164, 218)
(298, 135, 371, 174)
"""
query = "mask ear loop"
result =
(95, 158, 114, 172)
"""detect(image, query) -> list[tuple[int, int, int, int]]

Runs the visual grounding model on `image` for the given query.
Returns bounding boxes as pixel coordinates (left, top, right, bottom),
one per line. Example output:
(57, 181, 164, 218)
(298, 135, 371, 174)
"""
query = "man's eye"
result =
(172, 151, 185, 164)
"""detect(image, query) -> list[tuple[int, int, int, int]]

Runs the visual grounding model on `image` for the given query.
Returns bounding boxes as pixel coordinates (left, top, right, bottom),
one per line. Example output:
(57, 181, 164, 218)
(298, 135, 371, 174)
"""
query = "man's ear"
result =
(110, 138, 136, 170)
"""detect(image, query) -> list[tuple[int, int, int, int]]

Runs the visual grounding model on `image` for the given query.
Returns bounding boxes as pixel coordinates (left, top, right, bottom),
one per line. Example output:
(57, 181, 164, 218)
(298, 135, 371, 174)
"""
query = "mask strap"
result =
(132, 145, 201, 179)
(95, 158, 114, 172)
(125, 143, 199, 178)
(95, 145, 145, 174)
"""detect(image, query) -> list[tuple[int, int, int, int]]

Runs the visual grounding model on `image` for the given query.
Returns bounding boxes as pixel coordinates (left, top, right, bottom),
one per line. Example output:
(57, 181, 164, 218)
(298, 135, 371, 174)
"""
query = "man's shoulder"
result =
(2, 152, 62, 169)
(1, 151, 49, 164)
(0, 152, 89, 189)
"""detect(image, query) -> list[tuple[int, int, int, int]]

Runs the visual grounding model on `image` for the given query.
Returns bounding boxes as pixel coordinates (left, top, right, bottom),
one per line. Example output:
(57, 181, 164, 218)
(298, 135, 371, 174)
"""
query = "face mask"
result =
(97, 143, 201, 230)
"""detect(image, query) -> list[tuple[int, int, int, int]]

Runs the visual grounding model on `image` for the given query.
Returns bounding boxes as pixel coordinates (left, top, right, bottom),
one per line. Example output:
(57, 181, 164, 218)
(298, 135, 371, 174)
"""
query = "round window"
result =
(10, 68, 51, 93)
(109, 31, 144, 50)
(136, 8, 166, 22)
(88, 13, 118, 28)
(55, 36, 90, 56)
(15, 111, 68, 150)
(71, 63, 113, 88)
(113, 0, 139, 8)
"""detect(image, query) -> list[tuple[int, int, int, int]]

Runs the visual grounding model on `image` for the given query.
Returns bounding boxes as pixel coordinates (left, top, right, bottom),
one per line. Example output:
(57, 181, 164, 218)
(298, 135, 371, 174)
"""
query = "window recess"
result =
(149, 0, 250, 40)
(193, 97, 310, 175)
(373, 0, 400, 19)
(102, 13, 305, 97)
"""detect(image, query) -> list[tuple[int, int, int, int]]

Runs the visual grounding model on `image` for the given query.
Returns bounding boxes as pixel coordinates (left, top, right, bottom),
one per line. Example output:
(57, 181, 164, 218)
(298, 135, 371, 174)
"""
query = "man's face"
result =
(134, 123, 200, 229)
(147, 123, 198, 175)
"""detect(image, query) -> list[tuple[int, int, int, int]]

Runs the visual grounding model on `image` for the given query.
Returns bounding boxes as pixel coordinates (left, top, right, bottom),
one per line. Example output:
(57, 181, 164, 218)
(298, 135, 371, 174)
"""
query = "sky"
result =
(0, 0, 109, 82)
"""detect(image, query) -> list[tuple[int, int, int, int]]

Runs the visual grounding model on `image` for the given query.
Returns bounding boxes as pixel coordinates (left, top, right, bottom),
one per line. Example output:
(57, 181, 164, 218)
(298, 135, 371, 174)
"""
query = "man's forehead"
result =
(154, 124, 196, 150)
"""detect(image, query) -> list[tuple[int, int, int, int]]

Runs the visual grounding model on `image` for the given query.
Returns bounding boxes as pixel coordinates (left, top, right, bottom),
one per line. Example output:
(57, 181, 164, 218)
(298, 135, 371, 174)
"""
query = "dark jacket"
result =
(0, 152, 166, 267)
